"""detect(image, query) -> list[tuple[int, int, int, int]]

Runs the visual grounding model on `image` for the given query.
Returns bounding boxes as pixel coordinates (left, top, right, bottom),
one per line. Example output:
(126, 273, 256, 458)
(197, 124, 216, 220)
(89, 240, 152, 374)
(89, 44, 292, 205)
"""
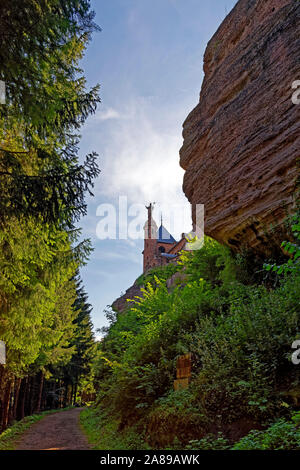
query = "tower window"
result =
(158, 246, 165, 253)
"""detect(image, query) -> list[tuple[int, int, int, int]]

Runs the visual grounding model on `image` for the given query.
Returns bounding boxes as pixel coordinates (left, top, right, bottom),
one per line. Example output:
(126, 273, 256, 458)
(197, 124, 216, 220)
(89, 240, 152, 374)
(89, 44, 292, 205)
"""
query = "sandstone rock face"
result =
(111, 280, 142, 313)
(180, 0, 299, 255)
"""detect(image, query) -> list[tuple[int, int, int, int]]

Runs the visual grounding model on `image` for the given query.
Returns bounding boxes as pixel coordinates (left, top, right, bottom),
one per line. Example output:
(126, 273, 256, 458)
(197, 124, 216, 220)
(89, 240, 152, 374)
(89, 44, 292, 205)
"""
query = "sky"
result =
(78, 0, 238, 335)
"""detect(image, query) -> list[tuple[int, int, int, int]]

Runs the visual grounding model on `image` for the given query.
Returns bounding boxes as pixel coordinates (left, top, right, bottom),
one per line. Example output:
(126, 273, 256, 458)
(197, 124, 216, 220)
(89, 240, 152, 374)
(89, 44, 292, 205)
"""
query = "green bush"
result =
(136, 264, 180, 287)
(186, 433, 230, 450)
(233, 412, 300, 450)
(188, 273, 300, 422)
(264, 213, 300, 276)
(93, 226, 300, 448)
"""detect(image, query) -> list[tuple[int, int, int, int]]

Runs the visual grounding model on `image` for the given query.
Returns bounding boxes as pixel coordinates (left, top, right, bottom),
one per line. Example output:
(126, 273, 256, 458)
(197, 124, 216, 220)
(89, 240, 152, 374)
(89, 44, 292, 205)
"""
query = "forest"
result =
(0, 0, 99, 432)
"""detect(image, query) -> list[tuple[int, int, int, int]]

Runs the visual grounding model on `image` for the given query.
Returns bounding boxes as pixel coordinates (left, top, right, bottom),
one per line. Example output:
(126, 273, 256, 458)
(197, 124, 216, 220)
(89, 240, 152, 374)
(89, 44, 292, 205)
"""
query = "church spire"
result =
(145, 202, 157, 239)
(143, 203, 158, 272)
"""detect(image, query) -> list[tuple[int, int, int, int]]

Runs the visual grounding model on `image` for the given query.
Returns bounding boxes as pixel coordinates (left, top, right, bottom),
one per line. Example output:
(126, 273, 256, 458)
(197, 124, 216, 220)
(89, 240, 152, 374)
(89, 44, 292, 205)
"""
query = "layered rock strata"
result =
(180, 0, 300, 254)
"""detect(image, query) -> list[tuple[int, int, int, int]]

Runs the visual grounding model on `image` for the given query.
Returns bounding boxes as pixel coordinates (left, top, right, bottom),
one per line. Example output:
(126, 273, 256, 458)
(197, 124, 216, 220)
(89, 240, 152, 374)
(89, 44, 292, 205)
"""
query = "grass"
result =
(80, 407, 300, 451)
(80, 407, 150, 450)
(0, 407, 74, 450)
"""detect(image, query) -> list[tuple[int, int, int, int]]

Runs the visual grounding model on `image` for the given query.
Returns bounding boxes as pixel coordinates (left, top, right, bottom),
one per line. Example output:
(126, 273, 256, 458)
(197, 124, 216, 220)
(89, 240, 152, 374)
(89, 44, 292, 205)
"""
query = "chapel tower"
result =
(143, 203, 158, 272)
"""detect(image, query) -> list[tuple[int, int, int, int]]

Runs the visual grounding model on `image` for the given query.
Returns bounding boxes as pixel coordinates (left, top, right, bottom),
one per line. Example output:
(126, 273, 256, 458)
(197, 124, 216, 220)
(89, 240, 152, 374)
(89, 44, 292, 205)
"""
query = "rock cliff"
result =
(180, 0, 299, 255)
(111, 280, 142, 313)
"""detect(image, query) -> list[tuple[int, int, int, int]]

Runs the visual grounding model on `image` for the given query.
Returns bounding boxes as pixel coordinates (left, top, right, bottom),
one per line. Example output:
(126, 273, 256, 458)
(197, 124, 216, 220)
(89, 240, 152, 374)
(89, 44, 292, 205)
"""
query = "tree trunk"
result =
(9, 376, 21, 423)
(71, 382, 74, 407)
(24, 375, 31, 417)
(18, 376, 29, 420)
(1, 377, 12, 431)
(73, 380, 78, 406)
(12, 377, 21, 421)
(35, 372, 44, 414)
(29, 375, 36, 415)
(63, 381, 68, 408)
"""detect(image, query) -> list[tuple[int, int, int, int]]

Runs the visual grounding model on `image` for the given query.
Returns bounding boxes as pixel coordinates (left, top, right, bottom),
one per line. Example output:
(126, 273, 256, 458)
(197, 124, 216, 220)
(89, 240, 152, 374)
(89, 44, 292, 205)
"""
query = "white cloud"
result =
(94, 107, 121, 121)
(92, 98, 192, 239)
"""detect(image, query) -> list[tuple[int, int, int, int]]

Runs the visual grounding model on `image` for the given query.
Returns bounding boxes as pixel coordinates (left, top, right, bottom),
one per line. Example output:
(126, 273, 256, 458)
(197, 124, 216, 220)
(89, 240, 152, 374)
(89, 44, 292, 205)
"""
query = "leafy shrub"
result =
(145, 388, 209, 449)
(186, 433, 230, 450)
(93, 221, 300, 448)
(264, 213, 300, 276)
(233, 412, 300, 450)
(188, 273, 300, 422)
(136, 264, 180, 287)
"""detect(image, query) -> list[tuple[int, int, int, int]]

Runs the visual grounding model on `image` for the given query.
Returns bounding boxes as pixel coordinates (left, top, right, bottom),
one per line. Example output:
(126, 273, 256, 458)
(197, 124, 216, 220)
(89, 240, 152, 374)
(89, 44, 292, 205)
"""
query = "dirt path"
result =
(16, 408, 90, 450)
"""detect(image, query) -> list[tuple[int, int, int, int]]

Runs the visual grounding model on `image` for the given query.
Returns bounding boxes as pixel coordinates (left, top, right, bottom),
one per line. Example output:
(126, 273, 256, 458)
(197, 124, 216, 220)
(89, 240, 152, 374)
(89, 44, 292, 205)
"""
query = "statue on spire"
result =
(144, 203, 157, 240)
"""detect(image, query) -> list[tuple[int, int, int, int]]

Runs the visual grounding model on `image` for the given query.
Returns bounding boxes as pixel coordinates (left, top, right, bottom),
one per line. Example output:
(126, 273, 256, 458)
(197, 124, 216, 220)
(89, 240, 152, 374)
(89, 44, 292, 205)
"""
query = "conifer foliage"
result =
(0, 0, 99, 431)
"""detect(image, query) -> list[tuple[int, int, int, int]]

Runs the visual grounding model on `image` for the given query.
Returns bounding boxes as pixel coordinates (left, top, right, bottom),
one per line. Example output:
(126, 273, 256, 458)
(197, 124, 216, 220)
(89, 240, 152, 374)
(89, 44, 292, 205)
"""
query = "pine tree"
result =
(55, 276, 96, 405)
(0, 1, 100, 429)
(0, 0, 101, 225)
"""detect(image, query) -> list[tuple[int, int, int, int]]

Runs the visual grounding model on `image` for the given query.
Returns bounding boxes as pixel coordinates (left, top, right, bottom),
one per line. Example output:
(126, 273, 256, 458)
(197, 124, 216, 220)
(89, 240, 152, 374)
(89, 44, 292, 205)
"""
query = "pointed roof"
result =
(157, 224, 176, 244)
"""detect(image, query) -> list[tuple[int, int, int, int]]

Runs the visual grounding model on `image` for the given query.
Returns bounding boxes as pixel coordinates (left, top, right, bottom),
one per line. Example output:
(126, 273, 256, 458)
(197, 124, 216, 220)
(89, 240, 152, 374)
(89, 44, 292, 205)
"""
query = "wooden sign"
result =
(174, 353, 192, 390)
(176, 353, 192, 379)
(0, 340, 6, 364)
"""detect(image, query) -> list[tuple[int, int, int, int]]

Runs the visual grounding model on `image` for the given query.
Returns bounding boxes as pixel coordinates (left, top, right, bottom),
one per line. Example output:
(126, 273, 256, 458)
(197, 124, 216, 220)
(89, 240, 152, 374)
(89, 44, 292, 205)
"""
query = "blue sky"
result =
(78, 0, 238, 335)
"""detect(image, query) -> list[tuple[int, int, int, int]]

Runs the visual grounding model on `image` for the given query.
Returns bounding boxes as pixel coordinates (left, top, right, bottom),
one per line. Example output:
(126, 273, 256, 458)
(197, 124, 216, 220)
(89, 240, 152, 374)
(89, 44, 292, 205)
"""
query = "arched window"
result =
(158, 246, 165, 253)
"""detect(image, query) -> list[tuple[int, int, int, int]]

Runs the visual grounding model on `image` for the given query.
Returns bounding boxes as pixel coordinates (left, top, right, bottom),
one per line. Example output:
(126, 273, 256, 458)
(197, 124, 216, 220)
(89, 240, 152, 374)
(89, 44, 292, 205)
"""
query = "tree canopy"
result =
(0, 0, 100, 430)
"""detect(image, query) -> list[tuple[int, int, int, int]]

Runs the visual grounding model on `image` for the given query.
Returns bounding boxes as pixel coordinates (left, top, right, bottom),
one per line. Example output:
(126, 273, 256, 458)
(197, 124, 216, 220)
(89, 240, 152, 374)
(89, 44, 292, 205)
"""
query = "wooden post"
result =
(174, 353, 192, 391)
